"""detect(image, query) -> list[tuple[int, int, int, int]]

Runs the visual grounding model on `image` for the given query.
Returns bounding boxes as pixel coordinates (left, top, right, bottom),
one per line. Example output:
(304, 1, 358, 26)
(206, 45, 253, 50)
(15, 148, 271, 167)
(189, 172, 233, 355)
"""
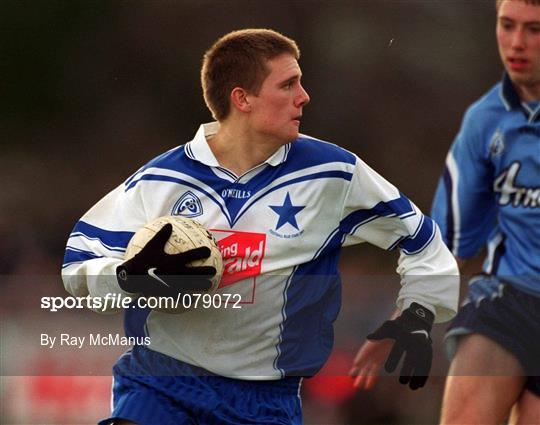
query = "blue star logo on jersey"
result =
(269, 192, 305, 231)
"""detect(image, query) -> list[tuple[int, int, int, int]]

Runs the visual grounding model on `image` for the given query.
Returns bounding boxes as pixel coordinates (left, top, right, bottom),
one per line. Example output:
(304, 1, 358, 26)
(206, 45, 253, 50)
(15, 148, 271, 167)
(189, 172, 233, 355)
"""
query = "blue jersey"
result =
(432, 74, 540, 296)
(63, 122, 458, 379)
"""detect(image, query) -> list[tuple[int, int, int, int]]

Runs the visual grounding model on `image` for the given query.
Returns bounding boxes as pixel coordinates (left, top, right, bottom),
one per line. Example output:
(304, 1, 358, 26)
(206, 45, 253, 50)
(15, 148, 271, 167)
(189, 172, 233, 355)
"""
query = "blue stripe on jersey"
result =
(276, 137, 357, 173)
(491, 235, 506, 275)
(311, 193, 417, 261)
(125, 174, 232, 223)
(283, 143, 292, 161)
(442, 166, 455, 252)
(124, 146, 184, 187)
(69, 232, 127, 253)
(125, 136, 355, 194)
(137, 137, 355, 181)
(312, 228, 344, 261)
(217, 166, 238, 181)
(274, 269, 297, 378)
(387, 236, 407, 251)
(124, 145, 216, 193)
(125, 138, 357, 225)
(234, 170, 353, 224)
(341, 194, 415, 235)
(275, 254, 341, 377)
(127, 170, 353, 228)
(69, 221, 134, 251)
(63, 248, 103, 267)
(124, 305, 151, 339)
(399, 215, 436, 255)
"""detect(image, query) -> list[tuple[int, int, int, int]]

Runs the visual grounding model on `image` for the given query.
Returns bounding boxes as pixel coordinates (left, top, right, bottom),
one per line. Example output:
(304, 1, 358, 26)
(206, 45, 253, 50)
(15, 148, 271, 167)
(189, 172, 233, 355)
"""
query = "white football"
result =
(125, 216, 223, 311)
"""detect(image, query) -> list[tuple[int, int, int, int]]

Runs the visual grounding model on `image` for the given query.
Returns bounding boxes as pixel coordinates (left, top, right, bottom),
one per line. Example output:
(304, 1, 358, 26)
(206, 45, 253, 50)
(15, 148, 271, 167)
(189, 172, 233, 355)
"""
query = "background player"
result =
(62, 29, 459, 424)
(431, 0, 540, 423)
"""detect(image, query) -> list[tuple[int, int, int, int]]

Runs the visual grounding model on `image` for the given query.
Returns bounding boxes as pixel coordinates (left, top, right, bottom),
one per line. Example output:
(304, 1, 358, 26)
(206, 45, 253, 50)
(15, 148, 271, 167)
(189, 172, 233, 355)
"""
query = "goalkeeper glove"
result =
(367, 302, 434, 390)
(117, 223, 216, 297)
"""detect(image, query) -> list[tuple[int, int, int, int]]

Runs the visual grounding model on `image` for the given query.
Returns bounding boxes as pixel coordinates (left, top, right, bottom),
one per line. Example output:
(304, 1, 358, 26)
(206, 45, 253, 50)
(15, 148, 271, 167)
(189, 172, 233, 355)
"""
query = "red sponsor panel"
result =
(211, 230, 266, 288)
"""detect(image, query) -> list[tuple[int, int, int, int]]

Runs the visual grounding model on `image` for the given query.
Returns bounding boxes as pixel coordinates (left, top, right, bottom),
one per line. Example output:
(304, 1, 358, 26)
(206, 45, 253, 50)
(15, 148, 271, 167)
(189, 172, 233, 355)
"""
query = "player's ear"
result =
(230, 87, 252, 113)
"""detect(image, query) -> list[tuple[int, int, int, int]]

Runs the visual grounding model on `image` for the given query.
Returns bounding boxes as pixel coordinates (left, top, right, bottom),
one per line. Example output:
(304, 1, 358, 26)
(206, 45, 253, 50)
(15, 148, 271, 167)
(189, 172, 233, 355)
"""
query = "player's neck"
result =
(208, 120, 284, 177)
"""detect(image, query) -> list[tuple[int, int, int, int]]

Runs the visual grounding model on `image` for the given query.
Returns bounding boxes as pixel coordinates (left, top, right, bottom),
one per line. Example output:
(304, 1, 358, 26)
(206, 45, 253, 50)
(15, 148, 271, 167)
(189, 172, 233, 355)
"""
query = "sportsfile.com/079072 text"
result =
(41, 293, 243, 312)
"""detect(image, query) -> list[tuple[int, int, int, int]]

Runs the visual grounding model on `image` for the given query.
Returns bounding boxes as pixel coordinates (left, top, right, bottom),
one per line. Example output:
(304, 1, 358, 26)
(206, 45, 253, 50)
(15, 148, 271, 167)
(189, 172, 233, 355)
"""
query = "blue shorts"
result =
(99, 346, 303, 425)
(445, 275, 540, 396)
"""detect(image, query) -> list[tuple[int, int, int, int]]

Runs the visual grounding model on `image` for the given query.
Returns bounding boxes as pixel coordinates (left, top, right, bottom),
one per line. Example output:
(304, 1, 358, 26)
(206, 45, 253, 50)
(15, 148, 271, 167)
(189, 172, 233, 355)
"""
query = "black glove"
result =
(367, 302, 434, 390)
(117, 223, 216, 297)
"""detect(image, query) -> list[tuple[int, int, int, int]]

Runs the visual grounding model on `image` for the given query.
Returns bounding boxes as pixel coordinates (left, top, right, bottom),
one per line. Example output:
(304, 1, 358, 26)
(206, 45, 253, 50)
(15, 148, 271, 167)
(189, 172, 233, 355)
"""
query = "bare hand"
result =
(349, 339, 393, 390)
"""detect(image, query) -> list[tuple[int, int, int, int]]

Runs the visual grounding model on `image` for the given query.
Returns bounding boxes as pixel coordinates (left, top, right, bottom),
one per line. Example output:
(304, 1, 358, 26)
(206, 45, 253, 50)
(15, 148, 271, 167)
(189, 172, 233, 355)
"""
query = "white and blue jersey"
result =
(432, 74, 540, 296)
(63, 122, 458, 379)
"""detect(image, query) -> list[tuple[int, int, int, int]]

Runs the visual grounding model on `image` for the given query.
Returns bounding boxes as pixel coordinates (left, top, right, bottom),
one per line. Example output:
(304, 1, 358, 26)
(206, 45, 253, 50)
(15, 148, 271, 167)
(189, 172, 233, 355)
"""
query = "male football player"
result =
(62, 29, 459, 424)
(431, 1, 540, 423)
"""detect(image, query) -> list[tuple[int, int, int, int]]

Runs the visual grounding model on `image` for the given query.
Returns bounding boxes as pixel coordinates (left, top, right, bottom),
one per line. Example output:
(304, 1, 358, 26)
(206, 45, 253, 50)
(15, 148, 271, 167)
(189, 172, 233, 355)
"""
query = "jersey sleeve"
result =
(431, 107, 497, 258)
(61, 182, 148, 313)
(341, 157, 459, 322)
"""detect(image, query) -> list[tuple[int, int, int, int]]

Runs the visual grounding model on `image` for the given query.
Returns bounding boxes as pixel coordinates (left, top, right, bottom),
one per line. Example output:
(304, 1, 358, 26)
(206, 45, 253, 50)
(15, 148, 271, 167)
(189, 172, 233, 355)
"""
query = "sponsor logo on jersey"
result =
(268, 192, 305, 239)
(172, 191, 203, 217)
(211, 230, 266, 288)
(489, 129, 505, 157)
(494, 161, 539, 208)
(221, 188, 252, 199)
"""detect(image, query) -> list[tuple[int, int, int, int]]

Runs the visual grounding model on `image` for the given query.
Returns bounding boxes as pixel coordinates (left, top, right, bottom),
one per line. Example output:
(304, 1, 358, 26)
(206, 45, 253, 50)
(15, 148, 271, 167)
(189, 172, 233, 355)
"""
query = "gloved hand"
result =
(367, 302, 434, 390)
(117, 223, 216, 297)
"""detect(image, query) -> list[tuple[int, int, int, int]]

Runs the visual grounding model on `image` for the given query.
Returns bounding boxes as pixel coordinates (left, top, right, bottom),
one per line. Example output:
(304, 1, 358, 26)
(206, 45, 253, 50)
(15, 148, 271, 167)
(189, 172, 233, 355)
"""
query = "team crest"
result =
(172, 191, 203, 218)
(489, 129, 505, 157)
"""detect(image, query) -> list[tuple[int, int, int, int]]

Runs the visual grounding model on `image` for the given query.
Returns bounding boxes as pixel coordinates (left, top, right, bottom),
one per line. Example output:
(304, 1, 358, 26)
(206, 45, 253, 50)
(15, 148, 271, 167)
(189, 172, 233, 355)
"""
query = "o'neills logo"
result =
(210, 230, 266, 288)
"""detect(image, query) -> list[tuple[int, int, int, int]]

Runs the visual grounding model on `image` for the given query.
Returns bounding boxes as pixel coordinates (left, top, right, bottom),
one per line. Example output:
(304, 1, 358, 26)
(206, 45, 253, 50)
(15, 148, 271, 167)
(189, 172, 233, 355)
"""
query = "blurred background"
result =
(1, 0, 498, 423)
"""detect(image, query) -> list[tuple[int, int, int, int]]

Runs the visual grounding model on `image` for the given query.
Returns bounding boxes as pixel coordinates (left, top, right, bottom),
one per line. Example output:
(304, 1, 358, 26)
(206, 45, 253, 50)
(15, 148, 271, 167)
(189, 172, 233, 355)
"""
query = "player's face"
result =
(497, 0, 540, 98)
(246, 54, 310, 145)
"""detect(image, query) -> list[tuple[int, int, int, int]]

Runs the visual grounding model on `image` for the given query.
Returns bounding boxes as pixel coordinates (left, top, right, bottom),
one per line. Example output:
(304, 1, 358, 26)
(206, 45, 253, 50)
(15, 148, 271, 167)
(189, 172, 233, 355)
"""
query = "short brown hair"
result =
(496, 0, 540, 10)
(201, 29, 300, 121)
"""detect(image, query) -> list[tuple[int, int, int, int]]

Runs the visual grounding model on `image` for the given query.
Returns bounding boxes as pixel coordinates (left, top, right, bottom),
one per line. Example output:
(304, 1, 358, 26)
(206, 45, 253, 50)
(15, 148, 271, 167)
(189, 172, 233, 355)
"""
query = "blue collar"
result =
(500, 73, 522, 111)
(500, 73, 540, 122)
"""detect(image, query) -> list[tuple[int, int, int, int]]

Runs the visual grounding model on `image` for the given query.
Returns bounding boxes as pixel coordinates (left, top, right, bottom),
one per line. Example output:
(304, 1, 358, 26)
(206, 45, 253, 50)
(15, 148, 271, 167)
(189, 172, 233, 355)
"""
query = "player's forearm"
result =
(396, 227, 460, 323)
